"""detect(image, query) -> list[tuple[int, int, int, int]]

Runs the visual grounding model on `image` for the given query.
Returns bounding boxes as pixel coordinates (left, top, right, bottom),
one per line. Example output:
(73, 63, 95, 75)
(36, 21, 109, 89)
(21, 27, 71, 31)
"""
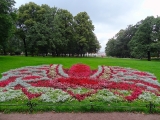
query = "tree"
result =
(105, 25, 137, 58)
(129, 16, 155, 59)
(74, 12, 94, 56)
(15, 3, 100, 57)
(7, 35, 22, 55)
(88, 32, 101, 53)
(105, 37, 116, 56)
(40, 5, 57, 56)
(16, 2, 43, 56)
(0, 0, 16, 54)
(26, 5, 57, 56)
(26, 22, 49, 56)
(150, 17, 160, 58)
(53, 9, 74, 56)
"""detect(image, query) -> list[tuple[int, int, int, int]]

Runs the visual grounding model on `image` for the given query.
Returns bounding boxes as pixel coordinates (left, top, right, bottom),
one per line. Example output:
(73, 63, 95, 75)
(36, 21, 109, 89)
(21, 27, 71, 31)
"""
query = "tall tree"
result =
(40, 5, 57, 56)
(129, 16, 155, 59)
(16, 2, 43, 56)
(53, 9, 74, 56)
(0, 0, 16, 54)
(74, 12, 94, 56)
(150, 16, 160, 58)
(26, 5, 57, 56)
(7, 35, 22, 55)
(26, 22, 49, 56)
(88, 32, 101, 53)
(105, 37, 116, 56)
(105, 22, 140, 58)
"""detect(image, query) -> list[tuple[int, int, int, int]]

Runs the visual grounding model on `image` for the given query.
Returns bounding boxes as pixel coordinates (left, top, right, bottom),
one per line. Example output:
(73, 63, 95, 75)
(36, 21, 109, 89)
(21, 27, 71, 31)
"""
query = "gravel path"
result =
(1, 112, 160, 120)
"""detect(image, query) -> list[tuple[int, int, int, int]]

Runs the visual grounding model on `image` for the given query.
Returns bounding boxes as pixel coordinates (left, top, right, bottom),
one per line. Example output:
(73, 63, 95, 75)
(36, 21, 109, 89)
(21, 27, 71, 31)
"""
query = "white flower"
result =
(0, 89, 23, 102)
(138, 91, 160, 103)
(90, 66, 102, 78)
(58, 65, 69, 78)
(40, 89, 71, 103)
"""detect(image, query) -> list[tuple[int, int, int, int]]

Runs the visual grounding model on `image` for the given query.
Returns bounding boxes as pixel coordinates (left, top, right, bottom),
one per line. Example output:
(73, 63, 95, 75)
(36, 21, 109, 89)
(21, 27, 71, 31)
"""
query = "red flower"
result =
(125, 89, 142, 101)
(68, 64, 91, 77)
(22, 88, 42, 100)
(66, 90, 97, 101)
(58, 77, 99, 86)
(23, 76, 41, 80)
(0, 77, 17, 87)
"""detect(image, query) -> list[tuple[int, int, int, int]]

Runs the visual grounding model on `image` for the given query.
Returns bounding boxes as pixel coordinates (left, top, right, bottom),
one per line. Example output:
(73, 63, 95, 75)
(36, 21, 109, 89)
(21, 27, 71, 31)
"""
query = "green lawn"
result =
(0, 56, 160, 113)
(0, 56, 160, 81)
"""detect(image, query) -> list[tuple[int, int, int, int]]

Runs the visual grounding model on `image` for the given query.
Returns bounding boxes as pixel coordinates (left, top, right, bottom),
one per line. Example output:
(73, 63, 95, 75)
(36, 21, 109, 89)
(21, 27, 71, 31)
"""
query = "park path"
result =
(1, 112, 160, 120)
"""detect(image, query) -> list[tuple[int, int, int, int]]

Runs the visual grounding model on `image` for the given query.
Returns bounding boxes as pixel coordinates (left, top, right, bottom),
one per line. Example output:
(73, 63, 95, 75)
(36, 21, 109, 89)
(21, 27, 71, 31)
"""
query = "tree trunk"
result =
(147, 50, 151, 61)
(157, 51, 160, 59)
(2, 47, 6, 55)
(52, 52, 54, 57)
(23, 38, 28, 57)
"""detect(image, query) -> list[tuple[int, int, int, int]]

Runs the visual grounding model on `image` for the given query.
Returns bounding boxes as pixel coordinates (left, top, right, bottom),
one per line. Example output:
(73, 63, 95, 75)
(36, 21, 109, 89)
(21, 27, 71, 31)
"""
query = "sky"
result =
(14, 0, 160, 52)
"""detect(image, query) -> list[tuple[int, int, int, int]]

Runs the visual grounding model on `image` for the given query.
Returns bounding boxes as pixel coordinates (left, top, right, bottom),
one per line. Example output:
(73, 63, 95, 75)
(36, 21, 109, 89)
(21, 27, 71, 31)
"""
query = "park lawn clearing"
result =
(0, 57, 160, 113)
(0, 56, 160, 81)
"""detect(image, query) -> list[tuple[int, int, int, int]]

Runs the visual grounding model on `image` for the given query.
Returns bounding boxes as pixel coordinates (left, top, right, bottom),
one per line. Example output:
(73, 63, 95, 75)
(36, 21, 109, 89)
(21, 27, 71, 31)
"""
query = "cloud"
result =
(94, 23, 120, 51)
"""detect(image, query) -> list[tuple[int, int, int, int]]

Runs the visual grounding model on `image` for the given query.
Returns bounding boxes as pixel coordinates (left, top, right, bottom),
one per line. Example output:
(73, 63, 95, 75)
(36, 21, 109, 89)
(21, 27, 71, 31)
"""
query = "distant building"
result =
(97, 52, 106, 57)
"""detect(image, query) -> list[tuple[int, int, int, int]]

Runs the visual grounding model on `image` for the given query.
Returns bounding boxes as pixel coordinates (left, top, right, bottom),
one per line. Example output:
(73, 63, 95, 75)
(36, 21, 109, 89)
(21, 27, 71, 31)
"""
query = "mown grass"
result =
(1, 99, 160, 113)
(0, 56, 160, 113)
(0, 56, 160, 81)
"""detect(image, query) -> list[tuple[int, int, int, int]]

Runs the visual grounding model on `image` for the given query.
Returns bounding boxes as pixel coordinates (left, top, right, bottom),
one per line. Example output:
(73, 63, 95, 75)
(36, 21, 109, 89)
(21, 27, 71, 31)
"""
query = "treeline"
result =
(0, 1, 101, 57)
(105, 16, 160, 59)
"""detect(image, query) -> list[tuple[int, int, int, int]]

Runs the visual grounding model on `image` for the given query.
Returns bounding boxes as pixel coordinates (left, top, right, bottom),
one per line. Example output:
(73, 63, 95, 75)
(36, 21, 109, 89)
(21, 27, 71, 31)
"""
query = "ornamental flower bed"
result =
(0, 64, 160, 104)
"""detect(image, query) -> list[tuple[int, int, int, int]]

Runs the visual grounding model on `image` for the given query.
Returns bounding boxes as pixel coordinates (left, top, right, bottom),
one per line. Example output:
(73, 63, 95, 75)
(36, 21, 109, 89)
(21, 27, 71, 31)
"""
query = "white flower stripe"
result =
(57, 64, 69, 78)
(90, 65, 102, 78)
(1, 65, 49, 82)
(5, 77, 31, 89)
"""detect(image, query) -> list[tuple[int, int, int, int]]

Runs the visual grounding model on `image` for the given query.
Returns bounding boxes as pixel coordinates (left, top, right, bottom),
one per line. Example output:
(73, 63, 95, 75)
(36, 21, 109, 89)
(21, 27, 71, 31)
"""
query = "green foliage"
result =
(0, 0, 16, 55)
(88, 33, 101, 53)
(105, 37, 116, 56)
(74, 12, 97, 56)
(53, 9, 74, 56)
(12, 2, 100, 57)
(129, 16, 155, 58)
(26, 22, 49, 56)
(16, 2, 43, 56)
(150, 17, 160, 58)
(106, 25, 137, 58)
(106, 16, 160, 59)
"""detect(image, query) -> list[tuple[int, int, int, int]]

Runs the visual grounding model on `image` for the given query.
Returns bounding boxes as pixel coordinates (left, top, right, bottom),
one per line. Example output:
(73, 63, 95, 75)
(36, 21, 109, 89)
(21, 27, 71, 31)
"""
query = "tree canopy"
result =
(0, 1, 101, 56)
(0, 0, 16, 54)
(105, 16, 160, 59)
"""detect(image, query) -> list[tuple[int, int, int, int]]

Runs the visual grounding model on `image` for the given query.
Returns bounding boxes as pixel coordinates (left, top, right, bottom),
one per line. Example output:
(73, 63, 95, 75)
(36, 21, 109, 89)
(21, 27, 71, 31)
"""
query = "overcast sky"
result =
(14, 0, 160, 52)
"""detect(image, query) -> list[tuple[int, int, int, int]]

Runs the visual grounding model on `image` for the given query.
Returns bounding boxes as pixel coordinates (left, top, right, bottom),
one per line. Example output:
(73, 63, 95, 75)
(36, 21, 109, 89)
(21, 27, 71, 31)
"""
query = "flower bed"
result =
(0, 64, 160, 103)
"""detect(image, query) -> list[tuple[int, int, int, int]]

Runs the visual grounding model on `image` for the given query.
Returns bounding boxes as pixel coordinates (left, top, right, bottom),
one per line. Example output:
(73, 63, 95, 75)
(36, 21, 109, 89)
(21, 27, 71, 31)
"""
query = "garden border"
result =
(0, 100, 159, 113)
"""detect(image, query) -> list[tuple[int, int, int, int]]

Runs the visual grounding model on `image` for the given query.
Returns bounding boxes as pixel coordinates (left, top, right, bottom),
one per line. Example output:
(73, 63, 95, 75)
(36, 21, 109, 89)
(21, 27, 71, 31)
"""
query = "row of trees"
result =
(0, 1, 101, 56)
(105, 16, 160, 59)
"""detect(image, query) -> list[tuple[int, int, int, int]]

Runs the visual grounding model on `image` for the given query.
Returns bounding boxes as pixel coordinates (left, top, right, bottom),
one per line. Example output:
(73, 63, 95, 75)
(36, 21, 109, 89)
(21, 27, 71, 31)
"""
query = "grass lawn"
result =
(0, 56, 160, 113)
(0, 56, 160, 81)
